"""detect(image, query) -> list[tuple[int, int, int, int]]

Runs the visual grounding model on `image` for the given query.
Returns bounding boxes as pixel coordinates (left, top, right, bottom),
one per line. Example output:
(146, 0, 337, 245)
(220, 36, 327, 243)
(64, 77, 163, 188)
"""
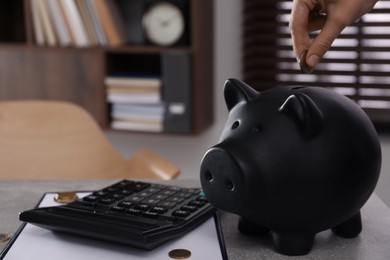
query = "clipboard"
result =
(1, 192, 227, 260)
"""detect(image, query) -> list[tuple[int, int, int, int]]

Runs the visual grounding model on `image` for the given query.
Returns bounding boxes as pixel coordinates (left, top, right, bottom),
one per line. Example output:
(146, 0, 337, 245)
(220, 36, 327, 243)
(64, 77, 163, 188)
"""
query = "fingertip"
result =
(307, 54, 321, 68)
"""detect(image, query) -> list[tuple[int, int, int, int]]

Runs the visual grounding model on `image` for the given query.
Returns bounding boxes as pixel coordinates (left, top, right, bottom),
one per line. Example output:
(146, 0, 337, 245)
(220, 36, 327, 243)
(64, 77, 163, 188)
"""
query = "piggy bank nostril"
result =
(253, 124, 263, 133)
(232, 121, 240, 129)
(225, 180, 234, 191)
(205, 170, 213, 182)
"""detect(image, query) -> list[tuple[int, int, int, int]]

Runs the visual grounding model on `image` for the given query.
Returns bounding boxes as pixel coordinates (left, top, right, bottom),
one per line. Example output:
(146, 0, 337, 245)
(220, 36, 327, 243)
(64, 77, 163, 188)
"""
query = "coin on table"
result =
(0, 233, 11, 243)
(54, 192, 78, 203)
(168, 249, 192, 259)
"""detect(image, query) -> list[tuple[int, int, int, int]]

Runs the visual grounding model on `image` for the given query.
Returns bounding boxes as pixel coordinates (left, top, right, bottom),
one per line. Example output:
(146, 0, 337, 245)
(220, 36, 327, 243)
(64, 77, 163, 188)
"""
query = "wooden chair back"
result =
(0, 101, 179, 180)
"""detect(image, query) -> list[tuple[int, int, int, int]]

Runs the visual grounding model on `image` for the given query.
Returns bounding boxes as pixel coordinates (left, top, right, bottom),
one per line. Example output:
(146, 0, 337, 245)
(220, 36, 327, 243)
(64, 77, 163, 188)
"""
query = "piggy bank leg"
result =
(238, 217, 269, 235)
(331, 211, 362, 238)
(272, 232, 315, 256)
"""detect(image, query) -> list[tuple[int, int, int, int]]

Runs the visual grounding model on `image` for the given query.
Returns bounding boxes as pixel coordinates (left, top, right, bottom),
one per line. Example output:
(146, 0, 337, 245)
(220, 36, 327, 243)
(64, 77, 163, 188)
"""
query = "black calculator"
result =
(19, 180, 215, 250)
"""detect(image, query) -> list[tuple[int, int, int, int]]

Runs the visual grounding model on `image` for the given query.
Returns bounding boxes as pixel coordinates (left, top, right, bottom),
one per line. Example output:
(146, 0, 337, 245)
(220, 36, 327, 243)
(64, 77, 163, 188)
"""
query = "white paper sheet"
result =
(3, 193, 225, 260)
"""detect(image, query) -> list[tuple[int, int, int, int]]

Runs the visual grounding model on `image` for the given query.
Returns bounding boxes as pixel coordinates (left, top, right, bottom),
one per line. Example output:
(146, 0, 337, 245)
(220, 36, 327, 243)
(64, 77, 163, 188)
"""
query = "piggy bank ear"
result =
(224, 79, 259, 111)
(279, 93, 323, 138)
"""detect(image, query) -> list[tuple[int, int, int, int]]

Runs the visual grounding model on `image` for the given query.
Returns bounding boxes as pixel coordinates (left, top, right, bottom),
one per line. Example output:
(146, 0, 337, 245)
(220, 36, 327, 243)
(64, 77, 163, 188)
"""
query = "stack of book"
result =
(30, 0, 128, 47)
(105, 74, 165, 132)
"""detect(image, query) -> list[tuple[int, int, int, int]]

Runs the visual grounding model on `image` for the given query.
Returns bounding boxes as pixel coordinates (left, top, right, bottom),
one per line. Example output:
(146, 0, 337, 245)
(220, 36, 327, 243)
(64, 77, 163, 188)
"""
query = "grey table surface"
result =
(0, 179, 390, 260)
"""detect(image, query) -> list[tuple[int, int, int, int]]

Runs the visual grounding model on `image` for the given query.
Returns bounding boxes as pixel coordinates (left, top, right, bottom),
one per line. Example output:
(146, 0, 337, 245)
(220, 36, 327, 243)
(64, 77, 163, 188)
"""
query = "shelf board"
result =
(0, 43, 191, 54)
(105, 45, 192, 54)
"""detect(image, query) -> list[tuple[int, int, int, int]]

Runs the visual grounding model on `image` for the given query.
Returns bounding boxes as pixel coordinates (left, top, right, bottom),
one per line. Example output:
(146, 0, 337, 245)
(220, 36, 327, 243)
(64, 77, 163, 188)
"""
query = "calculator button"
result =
(144, 187, 161, 193)
(117, 201, 133, 208)
(169, 197, 184, 203)
(160, 190, 176, 196)
(110, 193, 125, 200)
(103, 186, 118, 193)
(119, 189, 133, 195)
(129, 196, 144, 203)
(93, 191, 109, 197)
(110, 205, 125, 213)
(188, 200, 205, 207)
(138, 192, 152, 198)
(150, 194, 167, 200)
(133, 182, 151, 192)
(172, 210, 190, 218)
(127, 208, 142, 215)
(134, 204, 150, 211)
(167, 186, 182, 192)
(158, 201, 177, 209)
(176, 192, 192, 199)
(83, 195, 99, 202)
(99, 198, 116, 205)
(142, 198, 160, 205)
(181, 205, 198, 212)
(150, 206, 167, 214)
(143, 211, 159, 218)
(114, 180, 135, 187)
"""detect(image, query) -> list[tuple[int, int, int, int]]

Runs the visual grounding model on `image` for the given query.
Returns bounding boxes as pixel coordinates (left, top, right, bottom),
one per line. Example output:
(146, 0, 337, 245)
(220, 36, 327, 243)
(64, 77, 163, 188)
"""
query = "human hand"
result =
(290, 0, 378, 71)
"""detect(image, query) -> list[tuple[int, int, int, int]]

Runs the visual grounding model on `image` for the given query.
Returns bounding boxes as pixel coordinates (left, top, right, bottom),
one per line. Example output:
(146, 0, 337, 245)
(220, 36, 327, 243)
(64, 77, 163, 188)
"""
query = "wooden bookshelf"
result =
(0, 0, 214, 134)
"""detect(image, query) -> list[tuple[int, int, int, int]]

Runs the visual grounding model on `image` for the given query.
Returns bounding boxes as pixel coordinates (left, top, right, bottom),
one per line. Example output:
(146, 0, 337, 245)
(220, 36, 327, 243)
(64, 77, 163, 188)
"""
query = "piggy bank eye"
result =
(253, 124, 263, 133)
(232, 121, 240, 129)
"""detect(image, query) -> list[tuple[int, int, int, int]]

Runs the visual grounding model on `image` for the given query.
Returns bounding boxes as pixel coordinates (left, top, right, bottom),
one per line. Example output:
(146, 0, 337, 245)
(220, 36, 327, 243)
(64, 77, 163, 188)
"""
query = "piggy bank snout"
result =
(200, 147, 244, 213)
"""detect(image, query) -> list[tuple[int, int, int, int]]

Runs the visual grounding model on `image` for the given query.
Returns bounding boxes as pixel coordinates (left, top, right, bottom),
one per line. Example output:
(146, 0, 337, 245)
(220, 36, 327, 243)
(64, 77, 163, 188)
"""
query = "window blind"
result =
(243, 0, 390, 125)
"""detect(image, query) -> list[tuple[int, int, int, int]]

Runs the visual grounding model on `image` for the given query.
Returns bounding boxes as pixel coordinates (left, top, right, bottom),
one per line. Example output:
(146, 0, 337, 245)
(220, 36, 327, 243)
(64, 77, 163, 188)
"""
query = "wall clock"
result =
(142, 2, 186, 46)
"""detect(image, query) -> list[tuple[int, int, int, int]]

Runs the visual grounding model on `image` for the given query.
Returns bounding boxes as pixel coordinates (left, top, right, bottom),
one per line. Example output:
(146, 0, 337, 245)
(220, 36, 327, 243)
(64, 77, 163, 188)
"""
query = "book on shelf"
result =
(75, 0, 99, 45)
(31, 0, 45, 46)
(107, 92, 161, 104)
(107, 87, 161, 95)
(105, 0, 129, 44)
(110, 103, 164, 132)
(47, 0, 72, 46)
(111, 118, 164, 133)
(105, 75, 162, 89)
(107, 86, 161, 93)
(36, 0, 57, 46)
(28, 0, 128, 47)
(84, 0, 108, 46)
(59, 0, 90, 47)
(106, 74, 162, 103)
(57, 0, 76, 45)
(111, 103, 165, 121)
(92, 0, 127, 46)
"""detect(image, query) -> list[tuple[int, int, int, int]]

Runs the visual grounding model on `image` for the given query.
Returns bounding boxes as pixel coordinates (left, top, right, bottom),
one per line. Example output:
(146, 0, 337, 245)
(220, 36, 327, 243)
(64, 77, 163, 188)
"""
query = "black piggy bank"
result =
(200, 79, 381, 255)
